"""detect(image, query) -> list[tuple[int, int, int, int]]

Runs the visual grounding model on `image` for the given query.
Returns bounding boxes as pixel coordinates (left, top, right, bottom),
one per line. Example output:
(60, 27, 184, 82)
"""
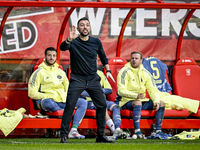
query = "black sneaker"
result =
(60, 137, 67, 143)
(96, 135, 115, 143)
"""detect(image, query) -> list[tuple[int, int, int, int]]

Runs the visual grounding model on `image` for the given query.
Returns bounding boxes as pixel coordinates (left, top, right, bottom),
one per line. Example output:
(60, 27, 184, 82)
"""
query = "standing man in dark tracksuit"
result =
(60, 17, 115, 143)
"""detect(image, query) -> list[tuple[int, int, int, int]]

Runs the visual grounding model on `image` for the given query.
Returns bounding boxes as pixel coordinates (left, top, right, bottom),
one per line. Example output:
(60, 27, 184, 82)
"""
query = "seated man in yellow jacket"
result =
(28, 47, 87, 139)
(116, 51, 200, 139)
(116, 51, 165, 139)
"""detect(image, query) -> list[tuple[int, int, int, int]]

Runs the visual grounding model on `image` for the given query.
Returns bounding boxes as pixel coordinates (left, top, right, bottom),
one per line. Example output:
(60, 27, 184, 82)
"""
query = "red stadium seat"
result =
(29, 98, 64, 118)
(29, 58, 64, 118)
(190, 109, 200, 118)
(172, 57, 200, 100)
(172, 57, 200, 118)
(164, 109, 189, 119)
(29, 98, 40, 116)
(103, 57, 127, 102)
(120, 109, 156, 119)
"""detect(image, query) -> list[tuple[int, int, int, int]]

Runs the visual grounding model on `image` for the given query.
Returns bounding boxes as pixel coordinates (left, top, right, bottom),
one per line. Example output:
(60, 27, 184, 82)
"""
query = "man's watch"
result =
(106, 70, 112, 73)
(67, 38, 72, 42)
(66, 38, 72, 44)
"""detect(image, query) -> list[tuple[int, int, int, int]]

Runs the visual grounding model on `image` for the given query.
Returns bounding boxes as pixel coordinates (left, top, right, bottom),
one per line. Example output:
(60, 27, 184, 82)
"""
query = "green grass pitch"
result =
(0, 138, 200, 150)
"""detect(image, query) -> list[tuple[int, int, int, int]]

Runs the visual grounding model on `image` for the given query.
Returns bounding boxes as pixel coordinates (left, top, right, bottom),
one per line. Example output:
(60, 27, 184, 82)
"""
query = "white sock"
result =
(115, 127, 120, 131)
(106, 119, 115, 133)
(70, 128, 77, 132)
(135, 129, 140, 133)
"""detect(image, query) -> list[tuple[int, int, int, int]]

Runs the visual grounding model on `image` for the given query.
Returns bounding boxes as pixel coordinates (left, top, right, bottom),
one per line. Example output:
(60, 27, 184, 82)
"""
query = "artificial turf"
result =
(0, 138, 199, 150)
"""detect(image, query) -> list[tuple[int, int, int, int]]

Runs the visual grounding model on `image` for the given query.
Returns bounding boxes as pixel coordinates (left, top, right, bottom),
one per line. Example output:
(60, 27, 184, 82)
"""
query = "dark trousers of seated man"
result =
(60, 73, 107, 138)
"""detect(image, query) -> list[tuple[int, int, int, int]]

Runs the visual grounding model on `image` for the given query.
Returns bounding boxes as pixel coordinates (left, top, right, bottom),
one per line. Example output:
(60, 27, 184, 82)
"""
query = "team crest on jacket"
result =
(57, 75, 62, 79)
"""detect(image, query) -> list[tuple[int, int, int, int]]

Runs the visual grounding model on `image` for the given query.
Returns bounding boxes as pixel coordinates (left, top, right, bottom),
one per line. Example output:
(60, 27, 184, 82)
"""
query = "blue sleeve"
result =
(102, 88, 112, 95)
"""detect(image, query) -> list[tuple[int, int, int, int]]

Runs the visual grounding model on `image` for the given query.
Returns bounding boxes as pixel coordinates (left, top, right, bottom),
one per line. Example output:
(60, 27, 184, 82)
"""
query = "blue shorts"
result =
(121, 100, 154, 110)
(87, 100, 115, 110)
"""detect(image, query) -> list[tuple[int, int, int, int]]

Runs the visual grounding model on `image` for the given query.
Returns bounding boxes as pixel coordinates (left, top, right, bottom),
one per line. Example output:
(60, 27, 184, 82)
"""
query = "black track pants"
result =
(60, 74, 107, 137)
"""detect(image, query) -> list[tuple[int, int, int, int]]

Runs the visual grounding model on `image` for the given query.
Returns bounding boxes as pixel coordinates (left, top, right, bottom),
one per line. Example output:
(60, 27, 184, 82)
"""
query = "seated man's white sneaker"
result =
(113, 128, 127, 139)
(132, 131, 146, 139)
(68, 130, 85, 139)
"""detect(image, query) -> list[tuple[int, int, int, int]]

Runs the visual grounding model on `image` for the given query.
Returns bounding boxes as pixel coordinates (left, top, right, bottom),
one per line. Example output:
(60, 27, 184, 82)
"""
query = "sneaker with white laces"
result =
(68, 130, 85, 139)
(150, 131, 164, 138)
(113, 129, 127, 139)
(132, 131, 146, 139)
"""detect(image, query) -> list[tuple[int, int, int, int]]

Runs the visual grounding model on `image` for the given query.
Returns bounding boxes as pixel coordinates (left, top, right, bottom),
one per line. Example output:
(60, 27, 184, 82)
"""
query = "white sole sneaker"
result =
(68, 131, 85, 139)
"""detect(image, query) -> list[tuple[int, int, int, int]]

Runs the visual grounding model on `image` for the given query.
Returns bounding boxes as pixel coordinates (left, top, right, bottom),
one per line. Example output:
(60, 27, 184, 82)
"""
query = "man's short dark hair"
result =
(77, 17, 90, 26)
(131, 51, 143, 59)
(45, 47, 57, 55)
